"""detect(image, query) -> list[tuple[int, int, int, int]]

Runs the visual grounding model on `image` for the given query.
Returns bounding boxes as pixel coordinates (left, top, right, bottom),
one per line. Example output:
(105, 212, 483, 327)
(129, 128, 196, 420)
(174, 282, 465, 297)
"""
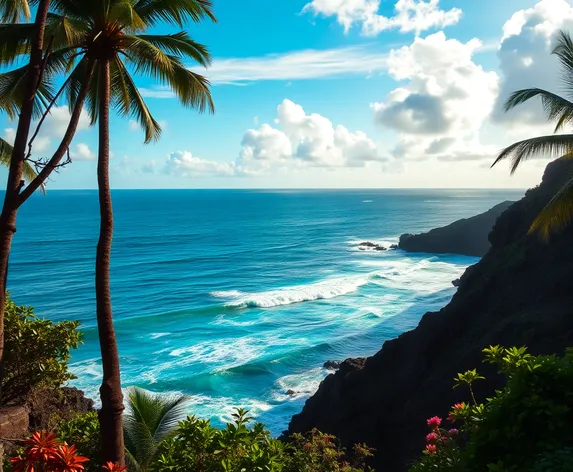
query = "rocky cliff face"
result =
(288, 158, 573, 472)
(398, 201, 514, 257)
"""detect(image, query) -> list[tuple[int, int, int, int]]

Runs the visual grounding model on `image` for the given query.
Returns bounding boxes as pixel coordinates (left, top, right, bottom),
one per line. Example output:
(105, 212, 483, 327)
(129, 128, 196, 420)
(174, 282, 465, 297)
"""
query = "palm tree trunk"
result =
(96, 59, 125, 465)
(0, 0, 51, 399)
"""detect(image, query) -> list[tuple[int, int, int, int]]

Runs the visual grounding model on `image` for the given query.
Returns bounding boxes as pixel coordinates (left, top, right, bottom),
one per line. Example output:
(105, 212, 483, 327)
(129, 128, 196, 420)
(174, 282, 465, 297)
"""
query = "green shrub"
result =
(1, 295, 82, 405)
(409, 346, 573, 472)
(151, 408, 373, 472)
(57, 412, 102, 472)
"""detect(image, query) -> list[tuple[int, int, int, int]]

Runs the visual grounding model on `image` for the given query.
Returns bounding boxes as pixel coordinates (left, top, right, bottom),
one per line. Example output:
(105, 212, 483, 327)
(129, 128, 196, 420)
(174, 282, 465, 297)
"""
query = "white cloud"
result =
(164, 100, 386, 178)
(164, 151, 236, 177)
(302, 0, 461, 36)
(141, 160, 156, 174)
(492, 0, 573, 129)
(371, 32, 499, 161)
(129, 120, 140, 131)
(4, 107, 90, 155)
(206, 46, 389, 85)
(72, 143, 95, 161)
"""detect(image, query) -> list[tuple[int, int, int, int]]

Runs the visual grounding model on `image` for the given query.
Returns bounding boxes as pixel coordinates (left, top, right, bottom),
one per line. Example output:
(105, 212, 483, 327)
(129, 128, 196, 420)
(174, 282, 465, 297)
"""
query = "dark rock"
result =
(323, 360, 341, 370)
(288, 157, 573, 471)
(27, 387, 95, 430)
(398, 201, 514, 257)
(358, 242, 387, 251)
(452, 278, 461, 287)
(286, 389, 297, 396)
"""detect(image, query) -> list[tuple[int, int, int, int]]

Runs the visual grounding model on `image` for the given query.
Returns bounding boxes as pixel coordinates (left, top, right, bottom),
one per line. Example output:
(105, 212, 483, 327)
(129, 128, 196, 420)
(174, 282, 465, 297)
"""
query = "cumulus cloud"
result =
(4, 106, 90, 154)
(72, 143, 95, 161)
(302, 0, 462, 36)
(492, 0, 573, 128)
(371, 32, 499, 161)
(238, 100, 385, 172)
(164, 100, 386, 178)
(164, 151, 236, 177)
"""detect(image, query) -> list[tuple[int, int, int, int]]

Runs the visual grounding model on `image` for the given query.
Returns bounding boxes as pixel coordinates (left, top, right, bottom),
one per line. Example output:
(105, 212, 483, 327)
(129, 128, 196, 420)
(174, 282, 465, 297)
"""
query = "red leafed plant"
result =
(101, 462, 127, 472)
(10, 431, 90, 472)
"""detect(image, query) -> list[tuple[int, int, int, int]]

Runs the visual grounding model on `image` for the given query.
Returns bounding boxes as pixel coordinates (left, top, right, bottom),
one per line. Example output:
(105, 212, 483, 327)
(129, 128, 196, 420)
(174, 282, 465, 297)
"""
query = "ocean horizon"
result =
(7, 188, 524, 434)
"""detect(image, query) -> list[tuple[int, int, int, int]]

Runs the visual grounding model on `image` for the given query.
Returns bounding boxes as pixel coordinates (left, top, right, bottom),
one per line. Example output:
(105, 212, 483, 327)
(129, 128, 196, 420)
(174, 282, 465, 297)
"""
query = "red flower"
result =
(425, 432, 438, 444)
(448, 428, 459, 435)
(9, 456, 32, 472)
(453, 403, 465, 411)
(102, 462, 128, 472)
(52, 444, 89, 472)
(425, 444, 437, 454)
(426, 416, 442, 430)
(24, 431, 59, 463)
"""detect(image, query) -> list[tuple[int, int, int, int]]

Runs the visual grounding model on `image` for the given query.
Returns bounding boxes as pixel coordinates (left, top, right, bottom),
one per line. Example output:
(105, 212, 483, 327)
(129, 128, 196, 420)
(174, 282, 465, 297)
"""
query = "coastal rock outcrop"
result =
(357, 242, 387, 251)
(288, 158, 573, 471)
(398, 201, 514, 257)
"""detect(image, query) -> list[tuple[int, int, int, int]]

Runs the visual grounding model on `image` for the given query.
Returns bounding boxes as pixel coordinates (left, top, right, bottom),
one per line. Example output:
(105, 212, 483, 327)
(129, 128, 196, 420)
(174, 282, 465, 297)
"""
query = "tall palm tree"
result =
(123, 387, 190, 472)
(17, 0, 214, 463)
(492, 29, 573, 239)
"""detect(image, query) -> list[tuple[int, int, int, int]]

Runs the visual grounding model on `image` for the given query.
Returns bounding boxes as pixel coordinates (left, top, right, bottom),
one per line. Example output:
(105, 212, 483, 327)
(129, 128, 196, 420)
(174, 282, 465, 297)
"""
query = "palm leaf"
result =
(0, 0, 32, 22)
(111, 58, 161, 142)
(0, 23, 35, 66)
(124, 387, 190, 472)
(492, 134, 573, 174)
(530, 172, 573, 240)
(0, 64, 57, 119)
(0, 137, 40, 185)
(46, 13, 88, 49)
(134, 32, 211, 67)
(133, 0, 216, 27)
(552, 30, 573, 91)
(504, 88, 573, 133)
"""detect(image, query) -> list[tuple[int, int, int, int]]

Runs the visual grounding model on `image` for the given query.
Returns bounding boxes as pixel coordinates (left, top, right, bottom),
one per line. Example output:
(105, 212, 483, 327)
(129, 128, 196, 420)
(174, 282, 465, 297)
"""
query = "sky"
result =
(1, 0, 572, 189)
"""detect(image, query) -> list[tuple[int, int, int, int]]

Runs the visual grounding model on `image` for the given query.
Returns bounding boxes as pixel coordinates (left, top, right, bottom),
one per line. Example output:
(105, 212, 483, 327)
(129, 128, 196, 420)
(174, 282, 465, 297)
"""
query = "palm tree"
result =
(21, 0, 214, 463)
(492, 29, 573, 239)
(123, 387, 190, 472)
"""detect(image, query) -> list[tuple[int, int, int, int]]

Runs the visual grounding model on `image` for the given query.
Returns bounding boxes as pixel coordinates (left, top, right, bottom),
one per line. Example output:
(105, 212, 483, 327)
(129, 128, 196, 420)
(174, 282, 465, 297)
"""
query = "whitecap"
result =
(273, 367, 326, 401)
(362, 200, 373, 203)
(222, 276, 369, 309)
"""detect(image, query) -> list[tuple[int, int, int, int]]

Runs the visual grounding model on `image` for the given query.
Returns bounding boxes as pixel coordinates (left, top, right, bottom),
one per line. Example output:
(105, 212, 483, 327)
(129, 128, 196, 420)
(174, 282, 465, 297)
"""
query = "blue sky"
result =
(2, 0, 571, 189)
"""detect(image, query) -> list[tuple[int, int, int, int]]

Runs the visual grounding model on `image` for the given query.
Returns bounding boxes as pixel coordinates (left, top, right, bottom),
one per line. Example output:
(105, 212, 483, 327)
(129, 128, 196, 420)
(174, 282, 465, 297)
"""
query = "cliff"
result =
(288, 158, 573, 471)
(398, 201, 514, 257)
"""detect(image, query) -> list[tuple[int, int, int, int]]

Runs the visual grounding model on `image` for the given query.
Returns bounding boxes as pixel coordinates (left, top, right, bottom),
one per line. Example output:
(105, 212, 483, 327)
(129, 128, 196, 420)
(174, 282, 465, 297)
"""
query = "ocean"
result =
(7, 188, 524, 434)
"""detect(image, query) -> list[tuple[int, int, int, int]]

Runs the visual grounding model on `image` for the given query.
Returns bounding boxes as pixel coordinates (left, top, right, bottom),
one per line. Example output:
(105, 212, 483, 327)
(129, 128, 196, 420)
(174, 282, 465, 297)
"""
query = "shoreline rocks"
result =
(357, 242, 387, 251)
(398, 201, 514, 257)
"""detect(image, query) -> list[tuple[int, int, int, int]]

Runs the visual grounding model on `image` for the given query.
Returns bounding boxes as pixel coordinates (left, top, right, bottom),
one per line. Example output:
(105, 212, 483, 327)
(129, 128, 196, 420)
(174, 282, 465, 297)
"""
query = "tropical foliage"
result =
(492, 30, 573, 238)
(54, 407, 374, 472)
(409, 346, 573, 472)
(0, 295, 81, 405)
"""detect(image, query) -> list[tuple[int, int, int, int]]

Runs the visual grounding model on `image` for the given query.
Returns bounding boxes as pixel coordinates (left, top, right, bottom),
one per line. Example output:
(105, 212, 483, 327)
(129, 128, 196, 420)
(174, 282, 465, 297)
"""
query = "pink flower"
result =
(426, 432, 438, 444)
(448, 428, 459, 435)
(427, 416, 442, 430)
(425, 444, 437, 454)
(453, 403, 465, 411)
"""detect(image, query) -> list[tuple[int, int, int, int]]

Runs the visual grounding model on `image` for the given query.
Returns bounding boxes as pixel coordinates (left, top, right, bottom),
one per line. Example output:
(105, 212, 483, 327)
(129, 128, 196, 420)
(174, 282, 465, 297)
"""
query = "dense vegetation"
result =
(409, 346, 573, 472)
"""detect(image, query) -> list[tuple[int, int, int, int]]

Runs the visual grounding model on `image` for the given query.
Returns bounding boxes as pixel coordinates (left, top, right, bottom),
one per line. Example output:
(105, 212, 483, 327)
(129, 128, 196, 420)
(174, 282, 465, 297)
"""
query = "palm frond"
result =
(492, 134, 573, 174)
(552, 30, 573, 91)
(133, 32, 211, 67)
(504, 88, 573, 133)
(46, 13, 88, 49)
(166, 63, 213, 113)
(530, 172, 573, 240)
(134, 0, 216, 27)
(0, 64, 57, 119)
(0, 0, 32, 22)
(0, 23, 35, 66)
(111, 58, 161, 142)
(110, 0, 146, 32)
(0, 137, 40, 185)
(124, 387, 190, 471)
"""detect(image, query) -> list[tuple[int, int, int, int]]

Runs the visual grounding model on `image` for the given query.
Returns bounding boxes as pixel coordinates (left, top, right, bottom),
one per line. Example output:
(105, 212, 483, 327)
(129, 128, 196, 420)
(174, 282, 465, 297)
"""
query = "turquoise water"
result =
(7, 189, 523, 433)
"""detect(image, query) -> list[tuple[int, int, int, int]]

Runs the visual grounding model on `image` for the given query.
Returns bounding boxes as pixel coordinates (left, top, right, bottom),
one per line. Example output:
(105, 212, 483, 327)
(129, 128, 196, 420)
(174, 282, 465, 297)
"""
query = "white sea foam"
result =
(273, 367, 327, 401)
(218, 276, 369, 309)
(150, 332, 170, 339)
(210, 290, 243, 298)
(363, 200, 373, 203)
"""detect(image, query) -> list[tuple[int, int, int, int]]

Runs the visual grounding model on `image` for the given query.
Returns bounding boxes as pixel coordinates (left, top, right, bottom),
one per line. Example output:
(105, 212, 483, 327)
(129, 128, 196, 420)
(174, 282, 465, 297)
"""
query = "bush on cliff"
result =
(1, 296, 82, 406)
(409, 346, 573, 472)
(52, 407, 373, 472)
